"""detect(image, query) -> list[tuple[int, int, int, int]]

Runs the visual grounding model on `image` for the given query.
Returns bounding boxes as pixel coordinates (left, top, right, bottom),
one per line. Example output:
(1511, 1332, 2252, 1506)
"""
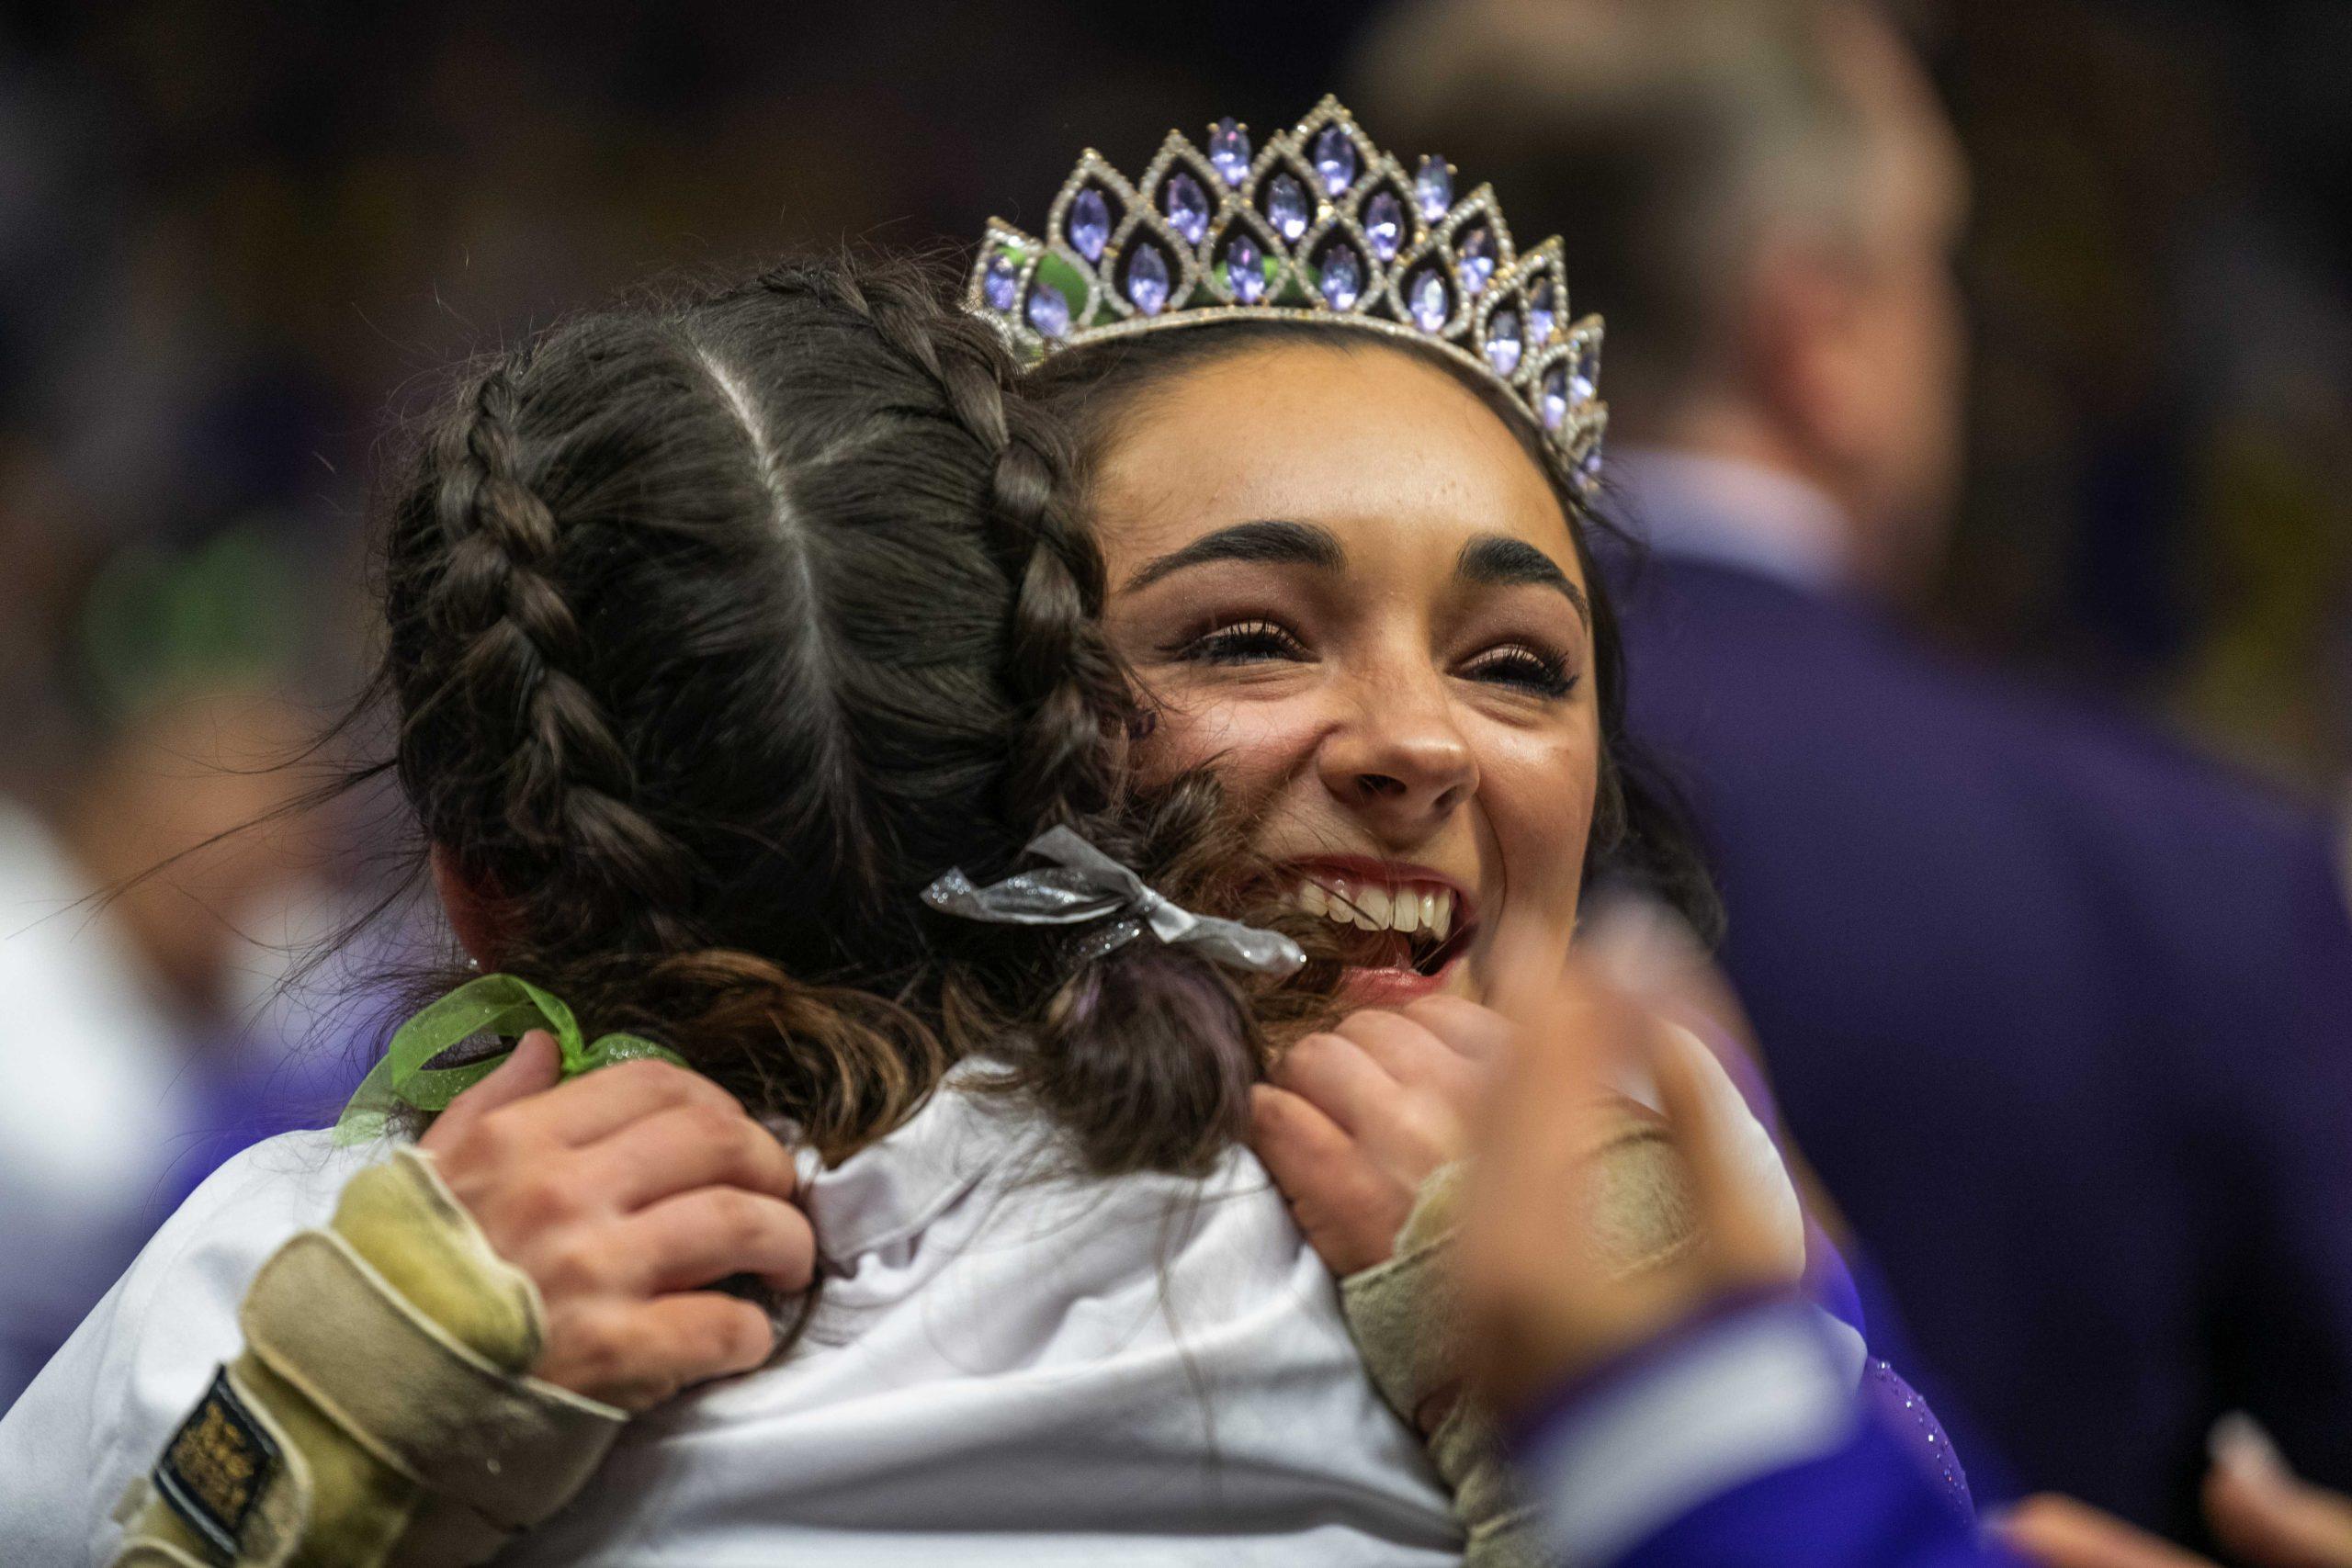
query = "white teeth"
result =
(1293, 875, 1461, 941)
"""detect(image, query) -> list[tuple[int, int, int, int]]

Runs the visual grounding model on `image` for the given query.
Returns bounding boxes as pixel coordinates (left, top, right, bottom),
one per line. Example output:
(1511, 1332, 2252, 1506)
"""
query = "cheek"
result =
(1482, 718, 1601, 919)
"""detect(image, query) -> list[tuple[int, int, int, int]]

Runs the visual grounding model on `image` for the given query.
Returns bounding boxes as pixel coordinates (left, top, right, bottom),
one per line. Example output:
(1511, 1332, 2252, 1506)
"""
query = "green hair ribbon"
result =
(334, 973, 686, 1145)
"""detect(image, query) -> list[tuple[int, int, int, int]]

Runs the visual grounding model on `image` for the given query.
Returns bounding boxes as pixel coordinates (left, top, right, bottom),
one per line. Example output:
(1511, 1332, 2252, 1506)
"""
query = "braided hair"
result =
(378, 255, 1331, 1171)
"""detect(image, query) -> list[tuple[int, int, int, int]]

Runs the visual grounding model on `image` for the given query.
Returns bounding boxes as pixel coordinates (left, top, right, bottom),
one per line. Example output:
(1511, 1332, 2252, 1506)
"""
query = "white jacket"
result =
(0, 1066, 1461, 1565)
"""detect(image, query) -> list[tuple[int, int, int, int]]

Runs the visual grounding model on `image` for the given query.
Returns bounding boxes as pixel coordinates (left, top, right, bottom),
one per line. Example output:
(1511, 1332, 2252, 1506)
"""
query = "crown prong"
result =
(1103, 204, 1199, 321)
(1296, 209, 1376, 315)
(1351, 154, 1423, 279)
(1240, 136, 1326, 254)
(1045, 151, 1141, 278)
(1292, 96, 1380, 204)
(1204, 204, 1291, 307)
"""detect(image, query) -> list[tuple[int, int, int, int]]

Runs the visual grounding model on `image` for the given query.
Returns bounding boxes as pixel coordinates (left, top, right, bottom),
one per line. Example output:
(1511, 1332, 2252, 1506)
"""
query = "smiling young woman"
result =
(1031, 321, 1714, 1011)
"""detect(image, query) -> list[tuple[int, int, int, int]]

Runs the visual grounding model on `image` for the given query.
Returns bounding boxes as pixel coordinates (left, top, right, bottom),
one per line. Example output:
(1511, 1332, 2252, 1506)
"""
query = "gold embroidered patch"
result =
(154, 1366, 277, 1558)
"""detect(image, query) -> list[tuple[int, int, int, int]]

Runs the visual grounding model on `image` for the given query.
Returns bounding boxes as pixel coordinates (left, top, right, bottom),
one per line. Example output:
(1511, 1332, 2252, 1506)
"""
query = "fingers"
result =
(1996, 1494, 2217, 1568)
(1395, 995, 1515, 1063)
(621, 1187, 818, 1295)
(552, 1293, 778, 1411)
(1333, 1009, 1483, 1109)
(1272, 1030, 1462, 1182)
(2203, 1416, 2352, 1568)
(515, 1057, 743, 1148)
(1648, 1020, 1792, 1286)
(1249, 1085, 1410, 1277)
(420, 1030, 563, 1153)
(581, 1100, 801, 1211)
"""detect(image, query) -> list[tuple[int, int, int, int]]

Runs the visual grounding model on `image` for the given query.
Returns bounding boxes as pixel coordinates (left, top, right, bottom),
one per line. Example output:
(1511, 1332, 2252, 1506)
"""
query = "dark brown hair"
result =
(368, 255, 1336, 1174)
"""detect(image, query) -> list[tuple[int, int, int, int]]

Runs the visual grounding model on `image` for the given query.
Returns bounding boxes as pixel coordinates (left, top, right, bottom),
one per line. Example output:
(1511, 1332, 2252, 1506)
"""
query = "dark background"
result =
(1, 0, 2346, 805)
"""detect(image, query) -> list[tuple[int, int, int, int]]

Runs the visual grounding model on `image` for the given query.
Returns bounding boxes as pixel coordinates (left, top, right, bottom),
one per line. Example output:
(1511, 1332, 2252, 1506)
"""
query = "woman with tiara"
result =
(0, 243, 1685, 1563)
(1, 103, 1938, 1567)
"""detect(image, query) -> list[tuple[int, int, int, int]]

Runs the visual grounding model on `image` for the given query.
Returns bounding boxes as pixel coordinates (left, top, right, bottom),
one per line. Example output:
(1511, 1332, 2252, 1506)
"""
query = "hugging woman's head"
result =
(377, 258, 1325, 1176)
(1027, 321, 1717, 1010)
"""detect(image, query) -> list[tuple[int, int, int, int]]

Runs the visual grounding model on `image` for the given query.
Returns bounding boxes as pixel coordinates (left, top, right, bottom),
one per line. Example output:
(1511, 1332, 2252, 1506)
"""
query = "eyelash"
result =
(1171, 619, 1578, 698)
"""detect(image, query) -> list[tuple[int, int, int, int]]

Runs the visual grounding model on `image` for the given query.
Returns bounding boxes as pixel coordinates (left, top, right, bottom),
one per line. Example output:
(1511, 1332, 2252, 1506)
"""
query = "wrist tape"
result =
(113, 1147, 624, 1568)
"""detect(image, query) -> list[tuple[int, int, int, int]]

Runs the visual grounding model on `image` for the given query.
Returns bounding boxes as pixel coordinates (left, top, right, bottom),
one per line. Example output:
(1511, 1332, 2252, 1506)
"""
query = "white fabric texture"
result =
(0, 1065, 1461, 1565)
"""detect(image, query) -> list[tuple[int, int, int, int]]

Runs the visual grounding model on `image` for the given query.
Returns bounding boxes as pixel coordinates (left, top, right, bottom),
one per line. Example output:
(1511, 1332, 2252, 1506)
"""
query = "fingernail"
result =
(2211, 1411, 2290, 1484)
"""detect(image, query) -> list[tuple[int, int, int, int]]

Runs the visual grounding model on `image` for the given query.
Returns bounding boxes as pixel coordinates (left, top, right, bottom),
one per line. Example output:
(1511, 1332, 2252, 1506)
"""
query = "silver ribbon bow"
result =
(922, 825, 1306, 977)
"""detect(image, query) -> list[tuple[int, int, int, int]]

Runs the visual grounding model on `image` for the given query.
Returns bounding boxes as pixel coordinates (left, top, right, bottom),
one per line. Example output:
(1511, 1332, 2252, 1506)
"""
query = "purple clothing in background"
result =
(1607, 537, 2352, 1536)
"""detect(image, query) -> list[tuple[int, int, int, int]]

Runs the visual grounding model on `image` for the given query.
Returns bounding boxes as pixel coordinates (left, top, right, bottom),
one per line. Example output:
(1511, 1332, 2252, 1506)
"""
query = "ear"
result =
(1743, 238, 1876, 479)
(429, 843, 506, 969)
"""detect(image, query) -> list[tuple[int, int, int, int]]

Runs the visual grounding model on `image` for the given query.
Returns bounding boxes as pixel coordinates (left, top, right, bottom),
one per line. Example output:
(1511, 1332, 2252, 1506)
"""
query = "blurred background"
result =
(1, 0, 2346, 1532)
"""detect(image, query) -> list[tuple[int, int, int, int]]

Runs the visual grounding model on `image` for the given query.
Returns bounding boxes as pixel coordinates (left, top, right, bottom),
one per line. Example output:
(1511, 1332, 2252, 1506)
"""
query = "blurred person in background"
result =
(0, 522, 335, 1410)
(1458, 941, 2352, 1568)
(1355, 0, 2352, 1539)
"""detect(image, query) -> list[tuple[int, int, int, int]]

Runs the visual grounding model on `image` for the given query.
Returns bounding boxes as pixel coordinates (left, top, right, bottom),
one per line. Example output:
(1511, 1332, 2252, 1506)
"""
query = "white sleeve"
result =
(0, 1129, 370, 1563)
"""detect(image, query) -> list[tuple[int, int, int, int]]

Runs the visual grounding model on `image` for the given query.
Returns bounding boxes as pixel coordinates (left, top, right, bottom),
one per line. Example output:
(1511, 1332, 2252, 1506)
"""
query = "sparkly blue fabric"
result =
(1611, 1415, 2027, 1568)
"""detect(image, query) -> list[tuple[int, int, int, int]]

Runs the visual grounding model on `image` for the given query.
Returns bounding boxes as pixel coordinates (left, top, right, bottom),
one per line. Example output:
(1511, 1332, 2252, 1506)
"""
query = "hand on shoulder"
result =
(418, 1032, 816, 1410)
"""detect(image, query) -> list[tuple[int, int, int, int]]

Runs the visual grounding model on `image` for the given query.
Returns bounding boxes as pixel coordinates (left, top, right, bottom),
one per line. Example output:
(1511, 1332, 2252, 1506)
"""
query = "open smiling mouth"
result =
(1290, 873, 1478, 977)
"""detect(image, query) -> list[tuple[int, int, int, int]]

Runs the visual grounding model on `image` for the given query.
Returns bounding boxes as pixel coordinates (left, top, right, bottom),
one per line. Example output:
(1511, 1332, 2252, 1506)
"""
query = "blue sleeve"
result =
(1516, 1295, 2022, 1568)
(1614, 1416, 2026, 1568)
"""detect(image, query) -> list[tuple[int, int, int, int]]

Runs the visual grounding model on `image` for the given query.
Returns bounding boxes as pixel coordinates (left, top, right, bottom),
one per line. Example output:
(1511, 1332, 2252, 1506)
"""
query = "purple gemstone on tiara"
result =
(1163, 171, 1210, 245)
(1457, 224, 1496, 297)
(1578, 434, 1605, 486)
(1415, 155, 1453, 221)
(1210, 118, 1251, 186)
(1025, 283, 1071, 340)
(1227, 232, 1266, 302)
(1126, 243, 1171, 316)
(1486, 310, 1523, 375)
(1541, 365, 1569, 431)
(1312, 125, 1358, 196)
(1408, 267, 1449, 331)
(1318, 246, 1363, 310)
(1363, 190, 1404, 261)
(1266, 174, 1309, 243)
(982, 253, 1018, 312)
(1070, 187, 1112, 262)
(1570, 338, 1600, 404)
(1528, 278, 1558, 344)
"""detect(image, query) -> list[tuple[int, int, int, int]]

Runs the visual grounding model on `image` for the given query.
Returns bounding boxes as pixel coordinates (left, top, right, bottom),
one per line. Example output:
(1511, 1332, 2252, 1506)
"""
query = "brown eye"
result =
(1174, 618, 1309, 665)
(1461, 643, 1576, 697)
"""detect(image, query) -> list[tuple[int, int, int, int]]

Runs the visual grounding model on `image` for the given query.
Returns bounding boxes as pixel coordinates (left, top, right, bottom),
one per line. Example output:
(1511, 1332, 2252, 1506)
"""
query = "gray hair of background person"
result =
(1348, 0, 1915, 422)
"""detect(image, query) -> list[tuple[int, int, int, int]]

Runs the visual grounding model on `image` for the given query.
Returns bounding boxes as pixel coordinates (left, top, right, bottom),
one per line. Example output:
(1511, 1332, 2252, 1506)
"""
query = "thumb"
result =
(420, 1030, 562, 1151)
(2204, 1415, 2352, 1568)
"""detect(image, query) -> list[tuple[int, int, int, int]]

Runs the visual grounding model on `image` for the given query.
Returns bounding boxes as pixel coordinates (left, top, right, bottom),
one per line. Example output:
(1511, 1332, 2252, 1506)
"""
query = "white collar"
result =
(1601, 447, 1855, 594)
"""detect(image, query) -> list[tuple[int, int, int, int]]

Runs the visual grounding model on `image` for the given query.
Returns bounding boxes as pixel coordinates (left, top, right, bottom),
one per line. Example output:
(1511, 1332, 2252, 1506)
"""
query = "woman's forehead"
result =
(1091, 341, 1575, 571)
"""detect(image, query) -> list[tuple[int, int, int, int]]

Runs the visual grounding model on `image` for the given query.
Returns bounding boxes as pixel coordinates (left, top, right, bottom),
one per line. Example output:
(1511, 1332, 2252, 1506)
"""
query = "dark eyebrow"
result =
(1456, 535, 1591, 628)
(1122, 519, 1346, 594)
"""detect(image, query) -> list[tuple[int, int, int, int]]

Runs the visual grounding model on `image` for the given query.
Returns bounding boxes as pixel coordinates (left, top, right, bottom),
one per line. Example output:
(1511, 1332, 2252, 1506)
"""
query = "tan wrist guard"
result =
(113, 1147, 624, 1568)
(1338, 1118, 1700, 1568)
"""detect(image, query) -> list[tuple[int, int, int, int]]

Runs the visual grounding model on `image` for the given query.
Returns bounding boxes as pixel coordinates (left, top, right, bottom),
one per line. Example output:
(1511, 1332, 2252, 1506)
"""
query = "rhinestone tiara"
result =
(967, 95, 1605, 491)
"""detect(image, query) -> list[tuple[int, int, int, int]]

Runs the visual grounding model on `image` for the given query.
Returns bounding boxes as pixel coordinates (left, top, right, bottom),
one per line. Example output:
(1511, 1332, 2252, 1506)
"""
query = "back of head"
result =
(379, 255, 1306, 1169)
(1350, 0, 1876, 421)
(1350, 0, 1969, 581)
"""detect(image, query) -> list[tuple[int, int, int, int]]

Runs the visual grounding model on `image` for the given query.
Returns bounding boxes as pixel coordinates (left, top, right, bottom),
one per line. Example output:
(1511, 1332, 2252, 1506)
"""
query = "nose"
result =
(1316, 678, 1478, 837)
